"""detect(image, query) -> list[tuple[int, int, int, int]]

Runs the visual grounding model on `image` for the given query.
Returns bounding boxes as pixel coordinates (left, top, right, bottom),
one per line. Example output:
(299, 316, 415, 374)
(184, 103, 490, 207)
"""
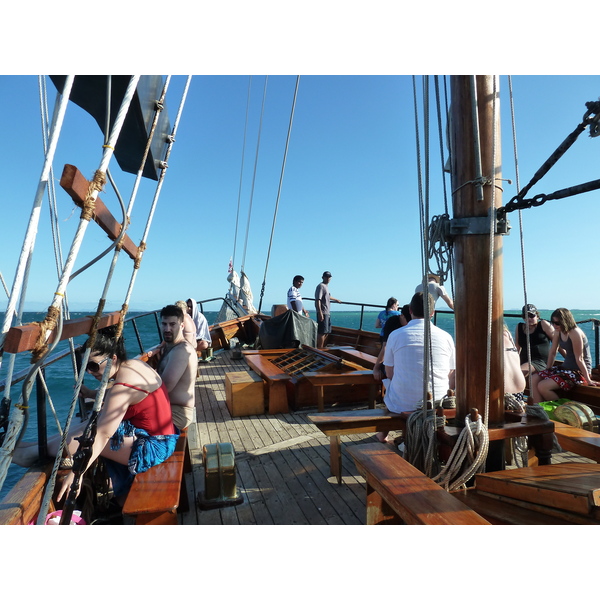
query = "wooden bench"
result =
(302, 371, 380, 412)
(553, 420, 600, 462)
(308, 409, 410, 484)
(347, 443, 491, 524)
(122, 429, 191, 524)
(0, 463, 55, 525)
(308, 407, 457, 484)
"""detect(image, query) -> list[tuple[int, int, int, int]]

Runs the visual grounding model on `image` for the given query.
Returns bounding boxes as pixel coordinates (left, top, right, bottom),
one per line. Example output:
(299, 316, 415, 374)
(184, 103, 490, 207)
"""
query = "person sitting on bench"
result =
(13, 326, 179, 501)
(186, 297, 211, 352)
(377, 292, 455, 442)
(157, 305, 198, 430)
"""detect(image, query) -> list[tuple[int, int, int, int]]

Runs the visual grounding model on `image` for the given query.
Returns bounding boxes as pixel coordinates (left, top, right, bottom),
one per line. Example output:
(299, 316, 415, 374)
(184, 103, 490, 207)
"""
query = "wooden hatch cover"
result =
(474, 463, 600, 517)
(270, 347, 336, 377)
(269, 345, 364, 378)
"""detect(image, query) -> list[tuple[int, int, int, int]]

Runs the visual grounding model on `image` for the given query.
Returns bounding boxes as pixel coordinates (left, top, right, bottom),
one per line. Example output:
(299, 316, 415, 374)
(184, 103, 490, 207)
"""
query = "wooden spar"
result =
(450, 76, 504, 427)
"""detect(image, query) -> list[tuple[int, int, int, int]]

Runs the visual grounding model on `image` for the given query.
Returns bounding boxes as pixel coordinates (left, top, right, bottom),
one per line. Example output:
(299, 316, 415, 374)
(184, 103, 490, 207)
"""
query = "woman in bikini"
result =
(530, 307, 597, 403)
(13, 327, 178, 500)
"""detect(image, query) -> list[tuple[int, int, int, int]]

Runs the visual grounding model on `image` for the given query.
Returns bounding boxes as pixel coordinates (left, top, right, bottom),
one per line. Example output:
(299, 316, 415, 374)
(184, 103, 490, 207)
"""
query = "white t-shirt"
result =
(383, 318, 455, 412)
(415, 281, 448, 304)
(195, 311, 211, 342)
(287, 286, 304, 313)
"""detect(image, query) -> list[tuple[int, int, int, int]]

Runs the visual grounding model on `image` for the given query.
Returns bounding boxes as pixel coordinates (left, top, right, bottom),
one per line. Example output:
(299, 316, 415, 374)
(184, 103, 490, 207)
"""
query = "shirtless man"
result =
(157, 304, 197, 430)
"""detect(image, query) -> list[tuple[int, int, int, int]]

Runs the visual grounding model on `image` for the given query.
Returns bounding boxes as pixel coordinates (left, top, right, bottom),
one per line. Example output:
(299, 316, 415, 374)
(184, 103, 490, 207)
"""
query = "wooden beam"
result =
(450, 76, 504, 426)
(3, 311, 122, 354)
(60, 164, 139, 260)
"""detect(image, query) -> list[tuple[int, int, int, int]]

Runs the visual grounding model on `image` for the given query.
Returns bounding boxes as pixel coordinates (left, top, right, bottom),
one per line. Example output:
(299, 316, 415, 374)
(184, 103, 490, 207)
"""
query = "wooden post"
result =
(450, 76, 504, 427)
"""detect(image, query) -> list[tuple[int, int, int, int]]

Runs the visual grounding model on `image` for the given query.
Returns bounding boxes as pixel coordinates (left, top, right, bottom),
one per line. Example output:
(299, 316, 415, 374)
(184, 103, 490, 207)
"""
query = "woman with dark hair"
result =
(375, 297, 400, 341)
(531, 307, 597, 403)
(372, 303, 412, 409)
(13, 327, 178, 499)
(514, 303, 556, 374)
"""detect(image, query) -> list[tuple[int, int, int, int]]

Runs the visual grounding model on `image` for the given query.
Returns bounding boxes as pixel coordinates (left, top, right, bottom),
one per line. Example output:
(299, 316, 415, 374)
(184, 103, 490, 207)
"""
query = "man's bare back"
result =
(158, 341, 196, 408)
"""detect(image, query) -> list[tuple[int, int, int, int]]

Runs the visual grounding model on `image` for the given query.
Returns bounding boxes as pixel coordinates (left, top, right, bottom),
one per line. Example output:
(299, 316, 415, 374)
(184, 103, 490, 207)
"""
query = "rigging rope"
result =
(232, 77, 252, 270)
(507, 75, 535, 390)
(0, 76, 74, 362)
(56, 76, 192, 524)
(433, 411, 489, 491)
(0, 76, 141, 499)
(0, 76, 75, 492)
(481, 75, 500, 429)
(240, 76, 268, 275)
(257, 76, 301, 314)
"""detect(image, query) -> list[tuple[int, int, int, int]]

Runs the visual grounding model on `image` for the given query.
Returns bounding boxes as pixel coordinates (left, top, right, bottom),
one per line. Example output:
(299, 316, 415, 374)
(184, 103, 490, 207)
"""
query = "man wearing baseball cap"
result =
(314, 271, 341, 348)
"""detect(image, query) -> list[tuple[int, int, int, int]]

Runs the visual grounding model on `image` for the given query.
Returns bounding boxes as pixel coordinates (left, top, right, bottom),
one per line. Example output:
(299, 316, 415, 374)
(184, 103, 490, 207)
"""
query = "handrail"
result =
(304, 297, 386, 330)
(2, 304, 598, 394)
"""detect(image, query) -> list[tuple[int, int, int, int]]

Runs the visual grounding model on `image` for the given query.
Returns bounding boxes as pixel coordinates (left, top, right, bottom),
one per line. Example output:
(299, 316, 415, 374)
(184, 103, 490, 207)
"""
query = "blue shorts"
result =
(317, 315, 331, 335)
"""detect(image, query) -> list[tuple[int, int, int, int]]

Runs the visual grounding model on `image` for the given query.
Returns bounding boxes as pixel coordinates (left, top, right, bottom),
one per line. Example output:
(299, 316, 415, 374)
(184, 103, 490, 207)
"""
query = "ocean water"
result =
(1, 307, 598, 498)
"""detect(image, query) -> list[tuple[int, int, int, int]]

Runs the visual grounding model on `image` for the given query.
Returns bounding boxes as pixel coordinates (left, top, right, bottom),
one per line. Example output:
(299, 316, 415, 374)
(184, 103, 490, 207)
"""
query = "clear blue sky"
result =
(1, 74, 599, 316)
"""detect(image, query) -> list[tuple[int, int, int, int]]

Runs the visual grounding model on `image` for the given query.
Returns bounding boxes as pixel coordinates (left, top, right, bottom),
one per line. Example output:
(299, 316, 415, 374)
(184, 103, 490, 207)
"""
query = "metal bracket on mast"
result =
(445, 209, 510, 238)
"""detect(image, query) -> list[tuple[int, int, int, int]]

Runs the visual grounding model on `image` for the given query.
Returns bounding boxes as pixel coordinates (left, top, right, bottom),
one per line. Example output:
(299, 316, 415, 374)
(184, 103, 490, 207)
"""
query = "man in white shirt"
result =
(287, 275, 310, 317)
(382, 291, 455, 416)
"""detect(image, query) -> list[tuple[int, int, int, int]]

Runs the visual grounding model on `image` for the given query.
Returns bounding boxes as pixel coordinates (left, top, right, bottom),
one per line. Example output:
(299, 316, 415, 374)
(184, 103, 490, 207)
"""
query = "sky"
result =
(1, 73, 599, 318)
(0, 4, 597, 323)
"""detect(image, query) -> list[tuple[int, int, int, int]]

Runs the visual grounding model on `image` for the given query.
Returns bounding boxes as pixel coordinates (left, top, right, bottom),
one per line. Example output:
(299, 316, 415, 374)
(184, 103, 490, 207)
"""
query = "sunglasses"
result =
(86, 356, 109, 373)
(551, 320, 561, 326)
(527, 313, 537, 318)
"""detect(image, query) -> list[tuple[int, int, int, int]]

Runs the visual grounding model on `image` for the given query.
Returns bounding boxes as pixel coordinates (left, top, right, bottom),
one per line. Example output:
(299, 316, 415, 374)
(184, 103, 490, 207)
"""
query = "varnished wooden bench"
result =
(553, 421, 600, 462)
(308, 408, 408, 484)
(308, 407, 457, 484)
(0, 463, 55, 525)
(347, 442, 491, 524)
(122, 429, 190, 524)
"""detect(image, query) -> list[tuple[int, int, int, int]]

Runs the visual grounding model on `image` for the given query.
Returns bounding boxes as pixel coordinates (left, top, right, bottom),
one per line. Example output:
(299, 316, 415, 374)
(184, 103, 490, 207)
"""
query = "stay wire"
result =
(508, 75, 534, 390)
(241, 75, 268, 275)
(232, 76, 252, 270)
(258, 76, 300, 314)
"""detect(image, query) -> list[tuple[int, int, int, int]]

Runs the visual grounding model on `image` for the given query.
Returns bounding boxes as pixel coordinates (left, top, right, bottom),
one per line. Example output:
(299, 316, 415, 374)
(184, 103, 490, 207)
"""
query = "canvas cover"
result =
(259, 310, 317, 349)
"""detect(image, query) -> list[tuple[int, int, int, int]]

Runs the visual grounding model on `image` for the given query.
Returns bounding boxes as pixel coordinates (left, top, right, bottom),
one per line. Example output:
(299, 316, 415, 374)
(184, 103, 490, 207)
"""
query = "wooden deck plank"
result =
(186, 348, 599, 526)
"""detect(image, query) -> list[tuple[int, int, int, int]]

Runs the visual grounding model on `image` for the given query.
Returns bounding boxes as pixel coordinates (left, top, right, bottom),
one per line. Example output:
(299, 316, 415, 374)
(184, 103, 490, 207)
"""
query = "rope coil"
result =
(433, 411, 489, 491)
(81, 170, 106, 221)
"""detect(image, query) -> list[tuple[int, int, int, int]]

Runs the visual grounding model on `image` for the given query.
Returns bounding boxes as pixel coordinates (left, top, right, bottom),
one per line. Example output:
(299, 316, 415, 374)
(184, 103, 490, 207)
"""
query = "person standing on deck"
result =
(157, 305, 198, 430)
(377, 292, 455, 442)
(415, 274, 454, 310)
(314, 271, 341, 348)
(287, 275, 310, 317)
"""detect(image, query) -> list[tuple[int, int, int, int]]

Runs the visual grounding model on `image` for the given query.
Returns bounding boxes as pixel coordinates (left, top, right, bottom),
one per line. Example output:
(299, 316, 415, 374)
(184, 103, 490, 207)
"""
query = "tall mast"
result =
(450, 76, 504, 429)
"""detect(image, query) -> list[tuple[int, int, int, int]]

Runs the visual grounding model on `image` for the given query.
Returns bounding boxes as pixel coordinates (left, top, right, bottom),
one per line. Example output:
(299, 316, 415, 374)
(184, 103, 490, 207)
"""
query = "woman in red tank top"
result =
(13, 327, 179, 499)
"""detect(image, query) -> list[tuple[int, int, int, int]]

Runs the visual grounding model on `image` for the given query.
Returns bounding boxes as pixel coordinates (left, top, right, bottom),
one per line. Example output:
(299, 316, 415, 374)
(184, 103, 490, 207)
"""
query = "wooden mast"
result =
(450, 76, 504, 428)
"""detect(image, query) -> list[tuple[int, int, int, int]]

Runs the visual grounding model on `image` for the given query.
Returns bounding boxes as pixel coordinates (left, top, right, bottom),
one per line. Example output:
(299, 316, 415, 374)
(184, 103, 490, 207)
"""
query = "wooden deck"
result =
(179, 348, 595, 525)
